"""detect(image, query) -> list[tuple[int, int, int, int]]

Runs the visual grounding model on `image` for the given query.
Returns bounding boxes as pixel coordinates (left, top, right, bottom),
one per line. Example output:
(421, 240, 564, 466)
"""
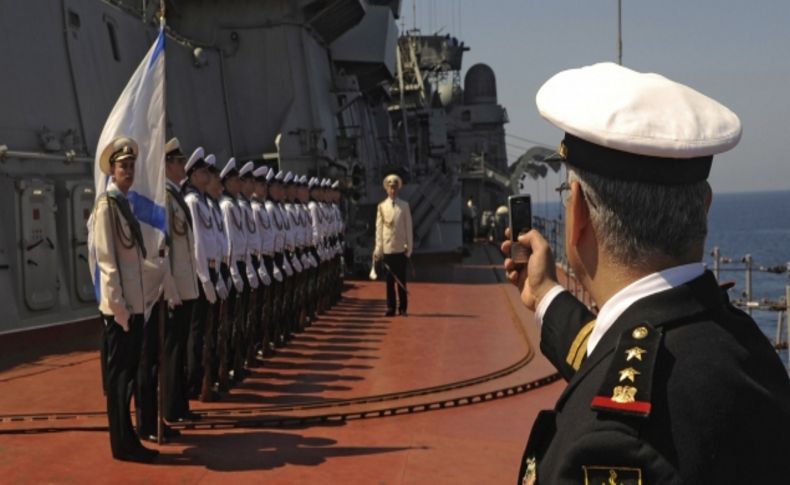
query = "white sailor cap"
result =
(321, 178, 330, 188)
(253, 166, 269, 180)
(272, 170, 285, 184)
(185, 147, 208, 175)
(383, 173, 402, 189)
(266, 168, 276, 182)
(220, 157, 238, 181)
(283, 171, 295, 185)
(308, 177, 320, 189)
(536, 62, 742, 184)
(99, 136, 138, 176)
(239, 161, 255, 179)
(297, 175, 308, 186)
(331, 180, 340, 190)
(165, 137, 182, 157)
(206, 154, 219, 173)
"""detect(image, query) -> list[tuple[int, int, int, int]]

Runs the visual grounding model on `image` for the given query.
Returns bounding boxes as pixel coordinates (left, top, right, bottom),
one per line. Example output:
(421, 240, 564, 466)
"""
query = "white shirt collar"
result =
(586, 262, 705, 356)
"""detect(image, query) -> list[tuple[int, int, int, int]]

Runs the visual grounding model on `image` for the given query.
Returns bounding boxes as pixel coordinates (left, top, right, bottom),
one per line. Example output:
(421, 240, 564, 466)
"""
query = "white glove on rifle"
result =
(257, 264, 272, 286)
(272, 261, 284, 282)
(291, 254, 303, 273)
(202, 279, 217, 304)
(231, 271, 244, 293)
(282, 257, 294, 276)
(215, 277, 229, 300)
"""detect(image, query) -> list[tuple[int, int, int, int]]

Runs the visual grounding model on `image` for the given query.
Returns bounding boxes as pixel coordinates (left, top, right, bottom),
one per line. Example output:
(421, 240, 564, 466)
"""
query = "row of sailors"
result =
(92, 135, 346, 461)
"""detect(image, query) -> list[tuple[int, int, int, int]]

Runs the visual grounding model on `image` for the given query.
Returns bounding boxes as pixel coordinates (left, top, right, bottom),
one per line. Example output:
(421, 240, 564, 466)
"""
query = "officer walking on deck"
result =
(503, 62, 790, 484)
(90, 136, 158, 462)
(374, 174, 413, 316)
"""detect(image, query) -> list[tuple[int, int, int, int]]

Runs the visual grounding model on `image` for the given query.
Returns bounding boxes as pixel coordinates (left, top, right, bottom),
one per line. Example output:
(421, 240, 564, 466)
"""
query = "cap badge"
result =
(632, 326, 648, 339)
(557, 141, 568, 160)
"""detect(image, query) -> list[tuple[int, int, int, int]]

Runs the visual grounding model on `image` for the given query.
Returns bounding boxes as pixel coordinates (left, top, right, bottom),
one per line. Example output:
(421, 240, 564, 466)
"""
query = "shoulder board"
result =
(590, 322, 662, 418)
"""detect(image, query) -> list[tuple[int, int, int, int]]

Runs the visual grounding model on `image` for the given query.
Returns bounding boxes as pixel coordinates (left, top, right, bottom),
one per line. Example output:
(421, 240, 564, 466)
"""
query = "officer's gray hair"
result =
(567, 166, 710, 265)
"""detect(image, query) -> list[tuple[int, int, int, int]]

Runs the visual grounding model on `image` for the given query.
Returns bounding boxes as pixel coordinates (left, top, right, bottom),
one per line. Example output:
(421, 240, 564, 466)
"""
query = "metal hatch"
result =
(17, 179, 59, 310)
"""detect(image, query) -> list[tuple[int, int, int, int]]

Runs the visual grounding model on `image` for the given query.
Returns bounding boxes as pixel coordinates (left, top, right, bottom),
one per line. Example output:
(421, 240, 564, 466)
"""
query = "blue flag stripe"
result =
(128, 191, 168, 235)
(148, 29, 165, 69)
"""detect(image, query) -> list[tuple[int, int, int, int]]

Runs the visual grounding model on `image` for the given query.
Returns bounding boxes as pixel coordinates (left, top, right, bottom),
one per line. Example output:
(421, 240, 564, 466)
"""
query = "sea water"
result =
(532, 190, 790, 365)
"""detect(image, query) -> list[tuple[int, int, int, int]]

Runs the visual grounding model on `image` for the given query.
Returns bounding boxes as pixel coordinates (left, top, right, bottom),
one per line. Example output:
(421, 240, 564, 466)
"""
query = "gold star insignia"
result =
(625, 346, 646, 362)
(618, 367, 640, 383)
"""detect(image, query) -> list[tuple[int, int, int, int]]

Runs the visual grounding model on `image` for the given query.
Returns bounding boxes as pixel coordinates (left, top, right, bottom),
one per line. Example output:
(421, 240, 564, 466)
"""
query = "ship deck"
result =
(0, 244, 565, 484)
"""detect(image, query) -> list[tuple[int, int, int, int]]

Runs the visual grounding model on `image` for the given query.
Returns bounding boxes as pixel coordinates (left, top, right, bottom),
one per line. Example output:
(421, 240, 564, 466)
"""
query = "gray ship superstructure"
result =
(0, 0, 511, 333)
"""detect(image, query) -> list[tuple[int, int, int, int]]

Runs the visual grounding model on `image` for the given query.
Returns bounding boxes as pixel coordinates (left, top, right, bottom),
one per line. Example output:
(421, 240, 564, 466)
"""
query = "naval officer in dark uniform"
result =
(502, 63, 790, 484)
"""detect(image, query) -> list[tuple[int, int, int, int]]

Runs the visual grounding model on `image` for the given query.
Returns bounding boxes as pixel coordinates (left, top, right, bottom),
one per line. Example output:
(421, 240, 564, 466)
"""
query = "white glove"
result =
(257, 264, 272, 286)
(308, 254, 317, 268)
(202, 279, 217, 304)
(165, 278, 182, 310)
(291, 254, 303, 273)
(272, 262, 284, 282)
(115, 308, 131, 332)
(248, 273, 259, 290)
(301, 253, 311, 269)
(215, 277, 229, 300)
(282, 257, 294, 276)
(231, 271, 244, 293)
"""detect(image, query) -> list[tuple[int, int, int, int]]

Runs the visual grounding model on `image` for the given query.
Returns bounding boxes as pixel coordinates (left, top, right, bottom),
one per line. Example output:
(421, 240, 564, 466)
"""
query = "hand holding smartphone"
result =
(508, 194, 532, 264)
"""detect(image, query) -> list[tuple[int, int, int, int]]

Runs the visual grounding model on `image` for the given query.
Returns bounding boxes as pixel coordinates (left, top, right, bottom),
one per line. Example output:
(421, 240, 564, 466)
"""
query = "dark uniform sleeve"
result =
(540, 291, 597, 381)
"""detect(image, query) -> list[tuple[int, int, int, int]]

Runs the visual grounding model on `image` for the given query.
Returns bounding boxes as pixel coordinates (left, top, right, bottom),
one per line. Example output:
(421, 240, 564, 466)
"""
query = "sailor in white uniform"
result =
(252, 166, 277, 355)
(266, 170, 294, 346)
(205, 159, 231, 392)
(184, 148, 225, 402)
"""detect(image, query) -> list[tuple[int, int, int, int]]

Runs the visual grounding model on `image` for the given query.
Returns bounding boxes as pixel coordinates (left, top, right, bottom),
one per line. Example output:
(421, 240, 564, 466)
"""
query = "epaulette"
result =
(591, 322, 662, 418)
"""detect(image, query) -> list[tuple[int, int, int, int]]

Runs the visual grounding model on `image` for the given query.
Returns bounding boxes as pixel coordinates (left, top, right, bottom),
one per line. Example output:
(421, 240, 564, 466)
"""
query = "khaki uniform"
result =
(375, 197, 413, 258)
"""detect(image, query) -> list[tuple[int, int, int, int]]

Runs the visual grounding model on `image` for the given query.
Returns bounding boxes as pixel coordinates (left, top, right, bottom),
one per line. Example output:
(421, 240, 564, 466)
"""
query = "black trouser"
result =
(383, 252, 408, 313)
(102, 313, 144, 457)
(136, 303, 163, 436)
(165, 298, 193, 420)
(217, 263, 233, 389)
(261, 255, 276, 350)
(193, 267, 220, 393)
(233, 260, 253, 378)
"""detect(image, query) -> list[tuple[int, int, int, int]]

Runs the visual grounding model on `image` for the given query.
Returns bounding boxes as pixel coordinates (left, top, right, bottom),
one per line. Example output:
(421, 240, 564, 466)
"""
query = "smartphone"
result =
(508, 194, 532, 264)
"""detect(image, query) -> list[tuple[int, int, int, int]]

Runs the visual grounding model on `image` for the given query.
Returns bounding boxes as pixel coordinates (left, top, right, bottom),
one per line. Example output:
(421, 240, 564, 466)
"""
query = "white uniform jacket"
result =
(375, 197, 413, 257)
(166, 181, 199, 301)
(92, 182, 146, 328)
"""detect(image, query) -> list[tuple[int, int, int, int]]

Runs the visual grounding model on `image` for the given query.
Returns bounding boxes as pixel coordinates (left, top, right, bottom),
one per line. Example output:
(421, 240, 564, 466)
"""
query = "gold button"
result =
(632, 326, 648, 339)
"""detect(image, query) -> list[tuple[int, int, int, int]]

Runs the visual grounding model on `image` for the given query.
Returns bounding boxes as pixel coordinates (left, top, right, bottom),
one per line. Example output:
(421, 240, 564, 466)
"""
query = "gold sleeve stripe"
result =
(571, 334, 590, 370)
(565, 320, 596, 368)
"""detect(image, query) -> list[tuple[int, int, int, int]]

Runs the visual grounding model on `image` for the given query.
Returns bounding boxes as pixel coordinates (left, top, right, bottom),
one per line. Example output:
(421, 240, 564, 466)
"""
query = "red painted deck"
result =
(0, 244, 566, 484)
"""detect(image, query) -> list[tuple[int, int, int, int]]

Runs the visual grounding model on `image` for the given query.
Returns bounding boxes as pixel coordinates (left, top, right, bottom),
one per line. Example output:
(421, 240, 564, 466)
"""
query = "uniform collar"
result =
(587, 262, 705, 356)
(166, 179, 180, 191)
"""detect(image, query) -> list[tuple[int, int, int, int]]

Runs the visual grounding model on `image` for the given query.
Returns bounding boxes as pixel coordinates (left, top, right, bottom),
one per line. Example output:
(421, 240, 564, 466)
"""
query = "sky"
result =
(401, 0, 790, 195)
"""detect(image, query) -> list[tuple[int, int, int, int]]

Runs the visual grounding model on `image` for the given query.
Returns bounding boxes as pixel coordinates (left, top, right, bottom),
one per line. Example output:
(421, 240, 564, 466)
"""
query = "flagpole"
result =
(156, 0, 167, 447)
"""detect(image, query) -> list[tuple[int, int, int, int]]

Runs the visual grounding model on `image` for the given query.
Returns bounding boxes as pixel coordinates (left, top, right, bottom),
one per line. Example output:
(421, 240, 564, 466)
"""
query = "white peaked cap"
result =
(536, 62, 742, 183)
(308, 177, 320, 189)
(239, 161, 255, 178)
(185, 147, 206, 173)
(165, 137, 181, 155)
(283, 171, 295, 184)
(253, 166, 269, 179)
(266, 168, 275, 182)
(220, 157, 237, 180)
(331, 180, 340, 189)
(205, 154, 216, 167)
